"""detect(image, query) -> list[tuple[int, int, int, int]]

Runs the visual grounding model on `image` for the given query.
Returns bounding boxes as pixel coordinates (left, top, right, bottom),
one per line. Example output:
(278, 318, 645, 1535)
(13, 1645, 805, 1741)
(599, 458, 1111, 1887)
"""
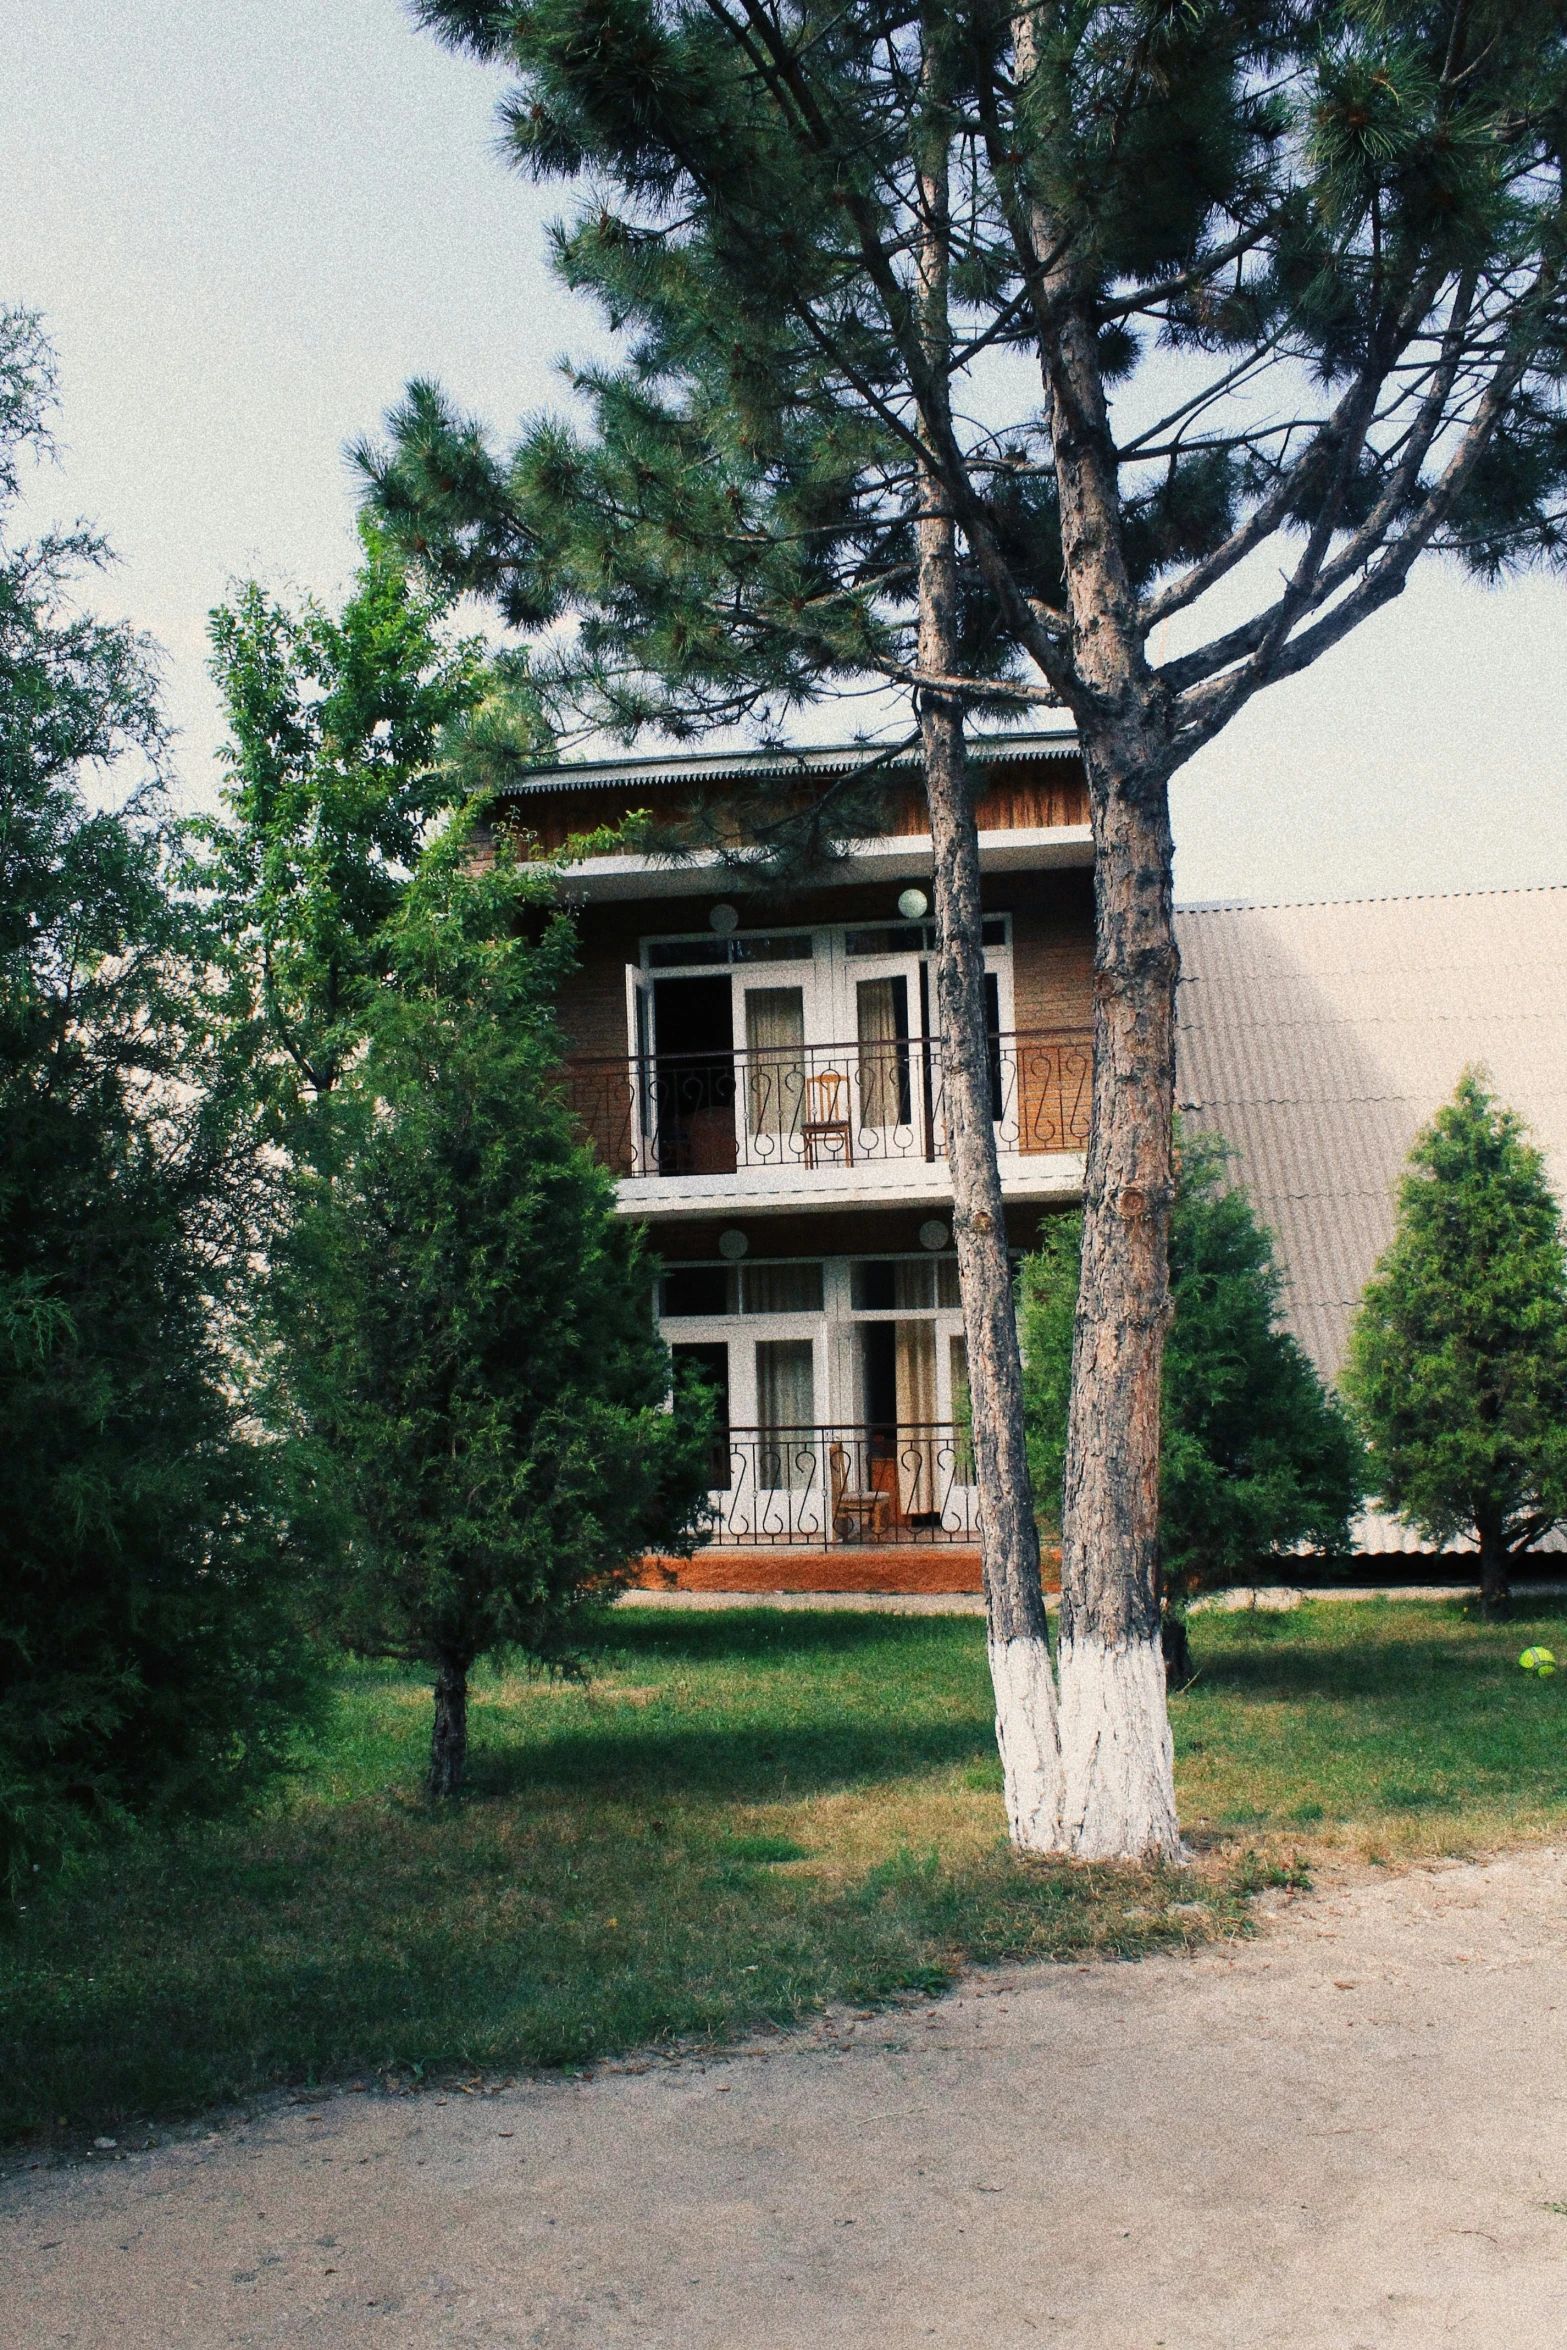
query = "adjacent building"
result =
(1175, 884, 1567, 1556)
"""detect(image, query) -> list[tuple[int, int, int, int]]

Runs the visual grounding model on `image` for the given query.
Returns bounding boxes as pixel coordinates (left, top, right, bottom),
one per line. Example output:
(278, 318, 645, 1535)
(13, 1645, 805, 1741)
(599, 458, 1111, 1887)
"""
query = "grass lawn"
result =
(3, 1596, 1566, 2146)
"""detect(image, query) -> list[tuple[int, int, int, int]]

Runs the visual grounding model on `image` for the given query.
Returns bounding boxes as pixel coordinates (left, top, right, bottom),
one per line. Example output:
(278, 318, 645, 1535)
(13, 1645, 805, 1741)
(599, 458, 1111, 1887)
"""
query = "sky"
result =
(5, 0, 1566, 907)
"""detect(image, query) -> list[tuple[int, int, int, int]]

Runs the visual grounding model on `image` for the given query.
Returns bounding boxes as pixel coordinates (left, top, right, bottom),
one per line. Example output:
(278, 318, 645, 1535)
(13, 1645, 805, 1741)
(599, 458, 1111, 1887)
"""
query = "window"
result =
(741, 1261, 823, 1314)
(744, 986, 806, 1139)
(645, 933, 812, 968)
(850, 1257, 961, 1311)
(856, 976, 911, 1127)
(756, 1339, 815, 1488)
(844, 916, 1007, 956)
(662, 1264, 735, 1317)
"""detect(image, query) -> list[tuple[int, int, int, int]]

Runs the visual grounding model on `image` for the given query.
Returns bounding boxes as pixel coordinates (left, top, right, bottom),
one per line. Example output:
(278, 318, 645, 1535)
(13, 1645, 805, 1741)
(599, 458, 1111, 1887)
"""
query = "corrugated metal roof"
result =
(1175, 884, 1567, 1385)
(499, 727, 1080, 796)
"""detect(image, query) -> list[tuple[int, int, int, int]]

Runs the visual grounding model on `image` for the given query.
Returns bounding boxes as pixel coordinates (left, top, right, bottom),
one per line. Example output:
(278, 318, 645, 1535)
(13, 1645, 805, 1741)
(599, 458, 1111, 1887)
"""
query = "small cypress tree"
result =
(274, 833, 713, 1797)
(1024, 1138, 1364, 1665)
(1343, 1072, 1567, 1617)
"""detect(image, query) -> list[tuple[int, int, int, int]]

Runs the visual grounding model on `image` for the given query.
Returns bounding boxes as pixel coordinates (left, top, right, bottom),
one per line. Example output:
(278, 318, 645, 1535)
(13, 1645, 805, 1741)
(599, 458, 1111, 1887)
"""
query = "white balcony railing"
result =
(694, 1423, 979, 1547)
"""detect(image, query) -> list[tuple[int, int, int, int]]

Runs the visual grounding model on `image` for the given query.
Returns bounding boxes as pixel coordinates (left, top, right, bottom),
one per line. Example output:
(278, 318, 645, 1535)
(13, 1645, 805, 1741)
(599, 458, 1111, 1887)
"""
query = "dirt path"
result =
(8, 1847, 1567, 2347)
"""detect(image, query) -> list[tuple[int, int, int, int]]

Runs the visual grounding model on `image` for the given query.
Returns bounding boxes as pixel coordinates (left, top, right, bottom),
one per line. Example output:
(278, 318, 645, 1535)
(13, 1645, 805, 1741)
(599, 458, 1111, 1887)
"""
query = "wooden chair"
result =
(828, 1442, 891, 1542)
(801, 1069, 854, 1167)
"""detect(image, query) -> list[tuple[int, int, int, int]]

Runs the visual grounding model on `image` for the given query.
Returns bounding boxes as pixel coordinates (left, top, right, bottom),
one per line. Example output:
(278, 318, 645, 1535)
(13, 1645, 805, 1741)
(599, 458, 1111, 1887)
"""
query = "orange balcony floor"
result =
(633, 1546, 1062, 1596)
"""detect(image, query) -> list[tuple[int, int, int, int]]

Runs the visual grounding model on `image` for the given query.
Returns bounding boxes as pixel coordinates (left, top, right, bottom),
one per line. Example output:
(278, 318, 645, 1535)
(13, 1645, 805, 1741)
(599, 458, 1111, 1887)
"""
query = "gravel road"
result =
(7, 1846, 1567, 2347)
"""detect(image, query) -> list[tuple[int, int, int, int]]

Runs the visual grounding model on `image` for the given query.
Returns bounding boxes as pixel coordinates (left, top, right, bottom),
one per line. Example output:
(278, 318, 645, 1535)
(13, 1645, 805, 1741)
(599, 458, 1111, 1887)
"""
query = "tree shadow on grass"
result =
(1185, 1614, 1567, 1703)
(465, 1710, 995, 1804)
(590, 1606, 980, 1667)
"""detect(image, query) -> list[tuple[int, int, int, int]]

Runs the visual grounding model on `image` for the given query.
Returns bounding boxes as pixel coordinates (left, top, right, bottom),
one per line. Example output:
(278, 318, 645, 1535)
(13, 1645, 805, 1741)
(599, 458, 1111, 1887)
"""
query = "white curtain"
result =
(745, 987, 805, 1139)
(856, 977, 904, 1129)
(895, 1320, 939, 1515)
(756, 1338, 816, 1489)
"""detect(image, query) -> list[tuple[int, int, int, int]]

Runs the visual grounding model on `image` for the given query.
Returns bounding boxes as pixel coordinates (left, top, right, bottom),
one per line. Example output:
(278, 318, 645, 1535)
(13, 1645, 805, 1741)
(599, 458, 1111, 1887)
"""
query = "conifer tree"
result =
(1024, 1138, 1365, 1671)
(0, 312, 314, 1883)
(1344, 1073, 1567, 1617)
(274, 833, 713, 1797)
(361, 0, 1567, 1857)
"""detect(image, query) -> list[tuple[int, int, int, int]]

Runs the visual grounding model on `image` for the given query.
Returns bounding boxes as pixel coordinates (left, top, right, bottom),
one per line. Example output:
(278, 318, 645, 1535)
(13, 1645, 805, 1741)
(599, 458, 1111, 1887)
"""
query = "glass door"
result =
(838, 937, 931, 1163)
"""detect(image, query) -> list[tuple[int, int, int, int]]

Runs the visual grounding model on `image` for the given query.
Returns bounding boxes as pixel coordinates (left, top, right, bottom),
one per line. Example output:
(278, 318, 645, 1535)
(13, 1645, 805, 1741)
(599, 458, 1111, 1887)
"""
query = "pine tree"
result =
(1343, 1072, 1567, 1617)
(361, 0, 1567, 1857)
(1024, 1139, 1365, 1671)
(0, 312, 315, 1885)
(274, 833, 714, 1798)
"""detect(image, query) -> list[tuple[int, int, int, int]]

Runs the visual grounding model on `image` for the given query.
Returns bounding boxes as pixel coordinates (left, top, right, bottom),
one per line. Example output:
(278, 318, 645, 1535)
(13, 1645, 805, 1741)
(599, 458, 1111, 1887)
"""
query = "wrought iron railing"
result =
(696, 1423, 979, 1547)
(562, 1028, 1091, 1178)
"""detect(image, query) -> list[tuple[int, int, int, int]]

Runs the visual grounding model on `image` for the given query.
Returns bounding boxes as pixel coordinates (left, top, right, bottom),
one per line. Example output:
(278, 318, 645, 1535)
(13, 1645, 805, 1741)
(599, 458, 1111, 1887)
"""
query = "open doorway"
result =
(651, 977, 736, 1175)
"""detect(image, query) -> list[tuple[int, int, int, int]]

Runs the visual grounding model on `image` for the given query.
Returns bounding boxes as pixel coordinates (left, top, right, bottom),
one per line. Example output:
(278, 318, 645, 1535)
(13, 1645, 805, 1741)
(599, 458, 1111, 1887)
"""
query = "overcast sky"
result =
(6, 0, 1566, 906)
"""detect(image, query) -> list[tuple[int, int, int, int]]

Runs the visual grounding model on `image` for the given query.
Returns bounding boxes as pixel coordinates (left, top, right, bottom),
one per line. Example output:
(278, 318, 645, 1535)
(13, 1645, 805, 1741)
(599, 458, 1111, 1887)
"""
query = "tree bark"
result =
(428, 1653, 470, 1799)
(914, 31, 1061, 1850)
(1476, 1510, 1511, 1620)
(922, 679, 1062, 1849)
(1057, 754, 1182, 1860)
(1006, 12, 1181, 1862)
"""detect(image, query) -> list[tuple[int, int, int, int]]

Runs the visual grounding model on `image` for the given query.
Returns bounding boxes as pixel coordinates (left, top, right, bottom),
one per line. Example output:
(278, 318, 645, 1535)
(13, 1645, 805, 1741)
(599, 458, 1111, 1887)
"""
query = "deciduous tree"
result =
(362, 0, 1567, 1856)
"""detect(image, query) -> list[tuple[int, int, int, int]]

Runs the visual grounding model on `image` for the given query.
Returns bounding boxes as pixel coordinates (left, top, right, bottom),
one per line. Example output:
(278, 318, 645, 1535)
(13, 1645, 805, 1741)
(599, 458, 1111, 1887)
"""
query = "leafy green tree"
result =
(1343, 1073, 1567, 1617)
(1024, 1139, 1364, 1664)
(363, 0, 1567, 1858)
(274, 832, 713, 1797)
(197, 534, 542, 1111)
(0, 311, 315, 1887)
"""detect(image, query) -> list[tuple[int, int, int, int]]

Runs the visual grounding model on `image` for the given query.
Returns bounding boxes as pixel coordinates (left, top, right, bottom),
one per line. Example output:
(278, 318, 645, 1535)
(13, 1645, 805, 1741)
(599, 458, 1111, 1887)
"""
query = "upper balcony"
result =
(563, 1027, 1091, 1217)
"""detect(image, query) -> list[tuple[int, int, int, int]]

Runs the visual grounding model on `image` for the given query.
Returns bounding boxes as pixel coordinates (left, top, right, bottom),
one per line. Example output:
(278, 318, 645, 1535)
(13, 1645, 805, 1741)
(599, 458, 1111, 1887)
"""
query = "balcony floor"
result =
(633, 1545, 1063, 1594)
(615, 1150, 1085, 1220)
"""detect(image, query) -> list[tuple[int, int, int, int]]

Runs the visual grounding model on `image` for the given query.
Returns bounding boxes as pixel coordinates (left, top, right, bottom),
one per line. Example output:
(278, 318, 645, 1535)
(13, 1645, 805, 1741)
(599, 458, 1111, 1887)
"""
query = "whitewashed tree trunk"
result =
(1007, 14, 1181, 1860)
(1056, 755, 1182, 1861)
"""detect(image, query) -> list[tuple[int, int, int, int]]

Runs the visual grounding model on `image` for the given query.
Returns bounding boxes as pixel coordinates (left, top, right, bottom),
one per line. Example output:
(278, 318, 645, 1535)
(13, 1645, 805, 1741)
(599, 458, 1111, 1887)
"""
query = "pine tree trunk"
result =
(1476, 1511, 1511, 1620)
(1003, 11, 1181, 1860)
(428, 1653, 470, 1799)
(1056, 754, 1182, 1860)
(922, 684, 1062, 1849)
(913, 50, 1060, 1850)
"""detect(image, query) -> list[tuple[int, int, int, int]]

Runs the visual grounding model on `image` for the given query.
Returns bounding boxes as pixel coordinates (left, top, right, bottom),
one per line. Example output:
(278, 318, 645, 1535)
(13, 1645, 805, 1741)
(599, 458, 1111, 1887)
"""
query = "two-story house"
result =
(495, 730, 1097, 1591)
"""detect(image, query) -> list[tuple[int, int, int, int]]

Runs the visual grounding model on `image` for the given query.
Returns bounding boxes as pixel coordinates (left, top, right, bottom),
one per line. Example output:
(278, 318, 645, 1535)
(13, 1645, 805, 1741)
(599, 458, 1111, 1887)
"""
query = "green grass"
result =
(1173, 1596, 1567, 1858)
(4, 1597, 1566, 2146)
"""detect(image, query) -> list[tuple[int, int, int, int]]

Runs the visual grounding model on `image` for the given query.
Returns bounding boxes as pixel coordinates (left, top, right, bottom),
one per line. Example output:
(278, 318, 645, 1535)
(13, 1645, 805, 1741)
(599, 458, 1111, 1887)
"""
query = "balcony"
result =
(563, 1028, 1092, 1210)
(698, 1423, 978, 1547)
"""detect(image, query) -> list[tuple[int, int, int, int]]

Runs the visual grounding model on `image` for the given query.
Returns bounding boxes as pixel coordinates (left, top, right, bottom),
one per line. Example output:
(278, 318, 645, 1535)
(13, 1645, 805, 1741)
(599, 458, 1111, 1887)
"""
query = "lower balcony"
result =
(695, 1422, 979, 1548)
(562, 1029, 1092, 1211)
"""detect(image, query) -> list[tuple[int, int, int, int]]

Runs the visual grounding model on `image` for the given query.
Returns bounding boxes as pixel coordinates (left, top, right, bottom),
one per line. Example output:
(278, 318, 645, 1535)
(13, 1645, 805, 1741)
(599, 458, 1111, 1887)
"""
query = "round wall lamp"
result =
(709, 902, 740, 936)
(918, 1219, 951, 1252)
(897, 887, 929, 921)
(718, 1228, 749, 1261)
